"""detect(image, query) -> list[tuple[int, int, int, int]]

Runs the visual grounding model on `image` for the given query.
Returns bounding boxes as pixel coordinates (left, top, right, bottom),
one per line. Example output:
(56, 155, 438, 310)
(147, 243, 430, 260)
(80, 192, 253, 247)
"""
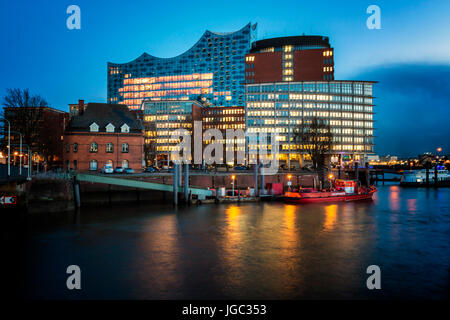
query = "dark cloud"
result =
(352, 63, 450, 157)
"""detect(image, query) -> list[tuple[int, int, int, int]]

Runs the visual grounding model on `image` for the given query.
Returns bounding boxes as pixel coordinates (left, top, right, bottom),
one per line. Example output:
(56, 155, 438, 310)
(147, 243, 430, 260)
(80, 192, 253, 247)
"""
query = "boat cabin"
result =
(335, 179, 358, 194)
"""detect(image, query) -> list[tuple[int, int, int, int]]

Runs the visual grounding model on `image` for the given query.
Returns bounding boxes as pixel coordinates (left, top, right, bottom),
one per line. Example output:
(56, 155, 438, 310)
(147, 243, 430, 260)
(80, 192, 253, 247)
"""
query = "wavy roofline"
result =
(108, 23, 252, 66)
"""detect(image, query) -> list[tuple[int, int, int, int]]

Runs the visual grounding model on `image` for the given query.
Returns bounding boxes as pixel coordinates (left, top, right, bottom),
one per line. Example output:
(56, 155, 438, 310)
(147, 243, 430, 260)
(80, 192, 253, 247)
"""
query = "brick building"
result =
(64, 103, 144, 172)
(245, 36, 334, 83)
(3, 106, 69, 168)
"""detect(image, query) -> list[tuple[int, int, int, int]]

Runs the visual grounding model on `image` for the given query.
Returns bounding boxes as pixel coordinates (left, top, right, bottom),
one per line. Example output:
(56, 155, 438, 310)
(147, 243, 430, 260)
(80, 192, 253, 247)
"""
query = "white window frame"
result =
(106, 123, 115, 133)
(121, 124, 130, 133)
(89, 122, 99, 132)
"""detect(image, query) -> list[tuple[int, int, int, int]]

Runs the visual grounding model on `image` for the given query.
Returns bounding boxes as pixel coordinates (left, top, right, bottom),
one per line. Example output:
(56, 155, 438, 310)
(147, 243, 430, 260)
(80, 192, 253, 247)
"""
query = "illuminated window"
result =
(106, 143, 114, 153)
(90, 142, 98, 153)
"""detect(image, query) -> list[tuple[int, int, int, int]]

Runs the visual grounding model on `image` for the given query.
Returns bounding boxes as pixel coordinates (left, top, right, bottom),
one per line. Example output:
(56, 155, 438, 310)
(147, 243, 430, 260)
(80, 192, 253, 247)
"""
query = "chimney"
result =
(78, 99, 85, 115)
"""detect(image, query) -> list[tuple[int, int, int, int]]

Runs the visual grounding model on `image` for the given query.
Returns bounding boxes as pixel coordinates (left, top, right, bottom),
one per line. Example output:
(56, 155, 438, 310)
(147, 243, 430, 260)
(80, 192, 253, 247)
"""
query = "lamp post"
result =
(287, 174, 292, 191)
(9, 143, 31, 180)
(328, 173, 335, 188)
(1, 117, 11, 178)
(231, 175, 235, 196)
(7, 130, 23, 175)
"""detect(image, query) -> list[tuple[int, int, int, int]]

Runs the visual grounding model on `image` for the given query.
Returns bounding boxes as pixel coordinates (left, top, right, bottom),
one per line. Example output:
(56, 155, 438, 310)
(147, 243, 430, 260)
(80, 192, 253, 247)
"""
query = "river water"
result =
(23, 184, 449, 300)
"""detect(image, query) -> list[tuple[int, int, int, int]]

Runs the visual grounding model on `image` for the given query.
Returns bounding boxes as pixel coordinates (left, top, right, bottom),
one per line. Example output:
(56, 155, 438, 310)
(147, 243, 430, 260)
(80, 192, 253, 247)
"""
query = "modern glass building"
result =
(245, 81, 375, 166)
(143, 100, 203, 166)
(108, 23, 255, 110)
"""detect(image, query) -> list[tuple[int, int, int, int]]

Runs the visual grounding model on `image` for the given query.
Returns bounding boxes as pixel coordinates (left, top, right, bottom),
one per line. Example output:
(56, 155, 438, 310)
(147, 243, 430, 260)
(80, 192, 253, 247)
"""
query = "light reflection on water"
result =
(25, 185, 450, 300)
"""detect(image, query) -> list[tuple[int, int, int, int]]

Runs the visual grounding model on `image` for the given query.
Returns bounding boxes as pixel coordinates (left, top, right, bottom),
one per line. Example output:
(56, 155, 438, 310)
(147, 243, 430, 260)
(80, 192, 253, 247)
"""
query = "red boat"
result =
(284, 179, 376, 204)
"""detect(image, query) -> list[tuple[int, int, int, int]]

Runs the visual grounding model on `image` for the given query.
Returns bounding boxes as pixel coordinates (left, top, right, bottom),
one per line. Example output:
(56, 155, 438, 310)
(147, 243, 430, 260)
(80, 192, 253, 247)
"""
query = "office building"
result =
(202, 106, 246, 165)
(142, 100, 203, 166)
(245, 36, 334, 83)
(245, 81, 375, 167)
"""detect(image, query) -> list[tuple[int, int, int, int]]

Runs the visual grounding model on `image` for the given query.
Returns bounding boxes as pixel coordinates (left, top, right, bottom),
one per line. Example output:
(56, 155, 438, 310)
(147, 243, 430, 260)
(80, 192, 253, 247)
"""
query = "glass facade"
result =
(143, 100, 203, 165)
(245, 81, 375, 162)
(108, 23, 254, 110)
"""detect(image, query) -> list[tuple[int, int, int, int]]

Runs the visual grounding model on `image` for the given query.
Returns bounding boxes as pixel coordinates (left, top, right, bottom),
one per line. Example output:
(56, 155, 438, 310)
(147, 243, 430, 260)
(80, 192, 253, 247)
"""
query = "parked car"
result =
(101, 164, 114, 174)
(234, 165, 249, 170)
(124, 168, 134, 174)
(144, 166, 159, 173)
(114, 166, 124, 173)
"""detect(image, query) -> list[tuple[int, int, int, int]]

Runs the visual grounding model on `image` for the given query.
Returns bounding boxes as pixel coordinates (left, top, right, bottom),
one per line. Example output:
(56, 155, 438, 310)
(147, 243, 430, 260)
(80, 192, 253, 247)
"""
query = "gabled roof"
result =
(66, 103, 143, 133)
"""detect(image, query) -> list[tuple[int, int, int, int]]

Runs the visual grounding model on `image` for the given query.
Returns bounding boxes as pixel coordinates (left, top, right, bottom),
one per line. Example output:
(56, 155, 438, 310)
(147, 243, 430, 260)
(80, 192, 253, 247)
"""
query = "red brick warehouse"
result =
(63, 102, 144, 172)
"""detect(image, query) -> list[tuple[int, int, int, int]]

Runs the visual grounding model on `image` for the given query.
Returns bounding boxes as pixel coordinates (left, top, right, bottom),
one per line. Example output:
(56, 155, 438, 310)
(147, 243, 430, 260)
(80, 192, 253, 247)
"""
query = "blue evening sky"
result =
(1, 0, 449, 157)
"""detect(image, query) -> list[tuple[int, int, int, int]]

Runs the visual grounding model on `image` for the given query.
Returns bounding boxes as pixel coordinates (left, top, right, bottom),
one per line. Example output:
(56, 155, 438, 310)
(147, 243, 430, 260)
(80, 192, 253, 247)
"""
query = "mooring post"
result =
(355, 161, 359, 182)
(259, 164, 265, 195)
(254, 163, 258, 197)
(184, 162, 189, 203)
(365, 162, 370, 186)
(178, 163, 183, 187)
(74, 179, 81, 208)
(434, 165, 438, 188)
(173, 163, 178, 206)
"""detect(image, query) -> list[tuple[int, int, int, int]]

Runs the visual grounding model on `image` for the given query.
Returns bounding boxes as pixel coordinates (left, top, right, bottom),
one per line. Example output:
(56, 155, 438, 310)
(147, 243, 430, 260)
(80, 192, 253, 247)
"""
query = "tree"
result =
(2, 88, 49, 147)
(294, 116, 334, 187)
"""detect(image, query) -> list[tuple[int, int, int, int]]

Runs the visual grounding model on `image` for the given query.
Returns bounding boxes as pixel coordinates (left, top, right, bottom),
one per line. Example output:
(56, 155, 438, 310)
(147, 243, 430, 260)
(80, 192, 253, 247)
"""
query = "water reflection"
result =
(323, 204, 337, 232)
(389, 185, 401, 212)
(407, 199, 417, 213)
(24, 186, 450, 300)
(135, 214, 182, 298)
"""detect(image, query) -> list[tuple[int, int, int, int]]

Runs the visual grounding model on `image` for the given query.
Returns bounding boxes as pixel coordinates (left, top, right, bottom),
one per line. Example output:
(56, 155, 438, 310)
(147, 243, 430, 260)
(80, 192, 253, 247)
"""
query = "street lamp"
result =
(1, 117, 11, 177)
(231, 175, 236, 196)
(287, 174, 292, 191)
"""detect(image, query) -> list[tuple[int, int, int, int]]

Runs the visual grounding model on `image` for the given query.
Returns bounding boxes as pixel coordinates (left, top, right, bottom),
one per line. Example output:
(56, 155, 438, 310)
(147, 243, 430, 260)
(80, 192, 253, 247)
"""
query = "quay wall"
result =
(2, 172, 319, 213)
